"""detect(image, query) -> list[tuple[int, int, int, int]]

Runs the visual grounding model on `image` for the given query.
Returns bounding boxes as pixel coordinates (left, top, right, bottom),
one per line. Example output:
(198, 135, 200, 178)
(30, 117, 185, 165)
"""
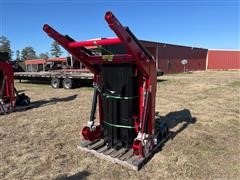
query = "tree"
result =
(21, 46, 37, 60)
(16, 50, 21, 61)
(50, 41, 63, 57)
(0, 36, 13, 60)
(39, 52, 49, 59)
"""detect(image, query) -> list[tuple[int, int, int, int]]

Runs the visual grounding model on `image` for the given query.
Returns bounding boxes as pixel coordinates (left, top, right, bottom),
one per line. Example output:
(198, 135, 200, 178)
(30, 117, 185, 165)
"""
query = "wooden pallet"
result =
(77, 133, 170, 171)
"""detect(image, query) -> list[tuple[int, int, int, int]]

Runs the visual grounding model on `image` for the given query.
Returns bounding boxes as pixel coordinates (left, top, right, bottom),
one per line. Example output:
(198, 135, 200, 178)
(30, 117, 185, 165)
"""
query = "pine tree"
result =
(50, 41, 63, 57)
(39, 52, 49, 59)
(16, 50, 21, 61)
(21, 46, 37, 60)
(0, 36, 13, 60)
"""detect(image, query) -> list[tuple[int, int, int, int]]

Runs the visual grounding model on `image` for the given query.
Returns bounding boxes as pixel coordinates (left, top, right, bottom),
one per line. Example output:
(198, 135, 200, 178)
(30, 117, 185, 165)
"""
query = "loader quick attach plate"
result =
(77, 132, 171, 171)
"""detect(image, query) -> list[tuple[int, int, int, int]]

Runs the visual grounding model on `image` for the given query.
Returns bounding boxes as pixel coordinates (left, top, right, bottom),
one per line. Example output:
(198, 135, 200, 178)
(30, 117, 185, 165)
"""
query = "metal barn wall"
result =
(101, 40, 208, 74)
(141, 41, 208, 74)
(207, 50, 240, 70)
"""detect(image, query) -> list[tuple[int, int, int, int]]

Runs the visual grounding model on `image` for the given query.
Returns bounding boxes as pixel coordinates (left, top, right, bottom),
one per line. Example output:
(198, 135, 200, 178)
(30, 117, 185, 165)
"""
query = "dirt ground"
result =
(0, 71, 239, 180)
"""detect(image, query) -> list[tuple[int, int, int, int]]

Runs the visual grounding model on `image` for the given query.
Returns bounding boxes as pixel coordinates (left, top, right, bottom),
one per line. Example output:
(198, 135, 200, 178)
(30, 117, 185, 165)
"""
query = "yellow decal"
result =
(102, 55, 114, 61)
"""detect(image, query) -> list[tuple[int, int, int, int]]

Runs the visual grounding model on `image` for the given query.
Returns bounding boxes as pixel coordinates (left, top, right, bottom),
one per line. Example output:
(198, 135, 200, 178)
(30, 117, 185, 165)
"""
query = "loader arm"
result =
(105, 11, 156, 78)
(43, 25, 97, 74)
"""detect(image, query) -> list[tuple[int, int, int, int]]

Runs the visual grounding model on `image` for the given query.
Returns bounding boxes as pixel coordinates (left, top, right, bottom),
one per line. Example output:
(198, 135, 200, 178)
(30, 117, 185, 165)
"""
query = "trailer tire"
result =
(62, 78, 74, 89)
(51, 78, 61, 88)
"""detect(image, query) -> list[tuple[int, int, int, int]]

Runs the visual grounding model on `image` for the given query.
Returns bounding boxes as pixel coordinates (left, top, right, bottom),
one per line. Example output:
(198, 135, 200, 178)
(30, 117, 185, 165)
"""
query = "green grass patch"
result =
(79, 87, 93, 91)
(231, 163, 240, 172)
(229, 81, 240, 88)
(157, 79, 177, 85)
(15, 82, 50, 88)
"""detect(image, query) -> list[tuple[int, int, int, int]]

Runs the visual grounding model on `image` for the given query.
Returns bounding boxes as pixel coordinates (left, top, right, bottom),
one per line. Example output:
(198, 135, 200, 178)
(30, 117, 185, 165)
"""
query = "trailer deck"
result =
(14, 70, 94, 81)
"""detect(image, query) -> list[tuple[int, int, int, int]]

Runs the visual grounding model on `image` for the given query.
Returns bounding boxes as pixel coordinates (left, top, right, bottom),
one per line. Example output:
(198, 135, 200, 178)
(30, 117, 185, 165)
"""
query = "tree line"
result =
(0, 36, 63, 61)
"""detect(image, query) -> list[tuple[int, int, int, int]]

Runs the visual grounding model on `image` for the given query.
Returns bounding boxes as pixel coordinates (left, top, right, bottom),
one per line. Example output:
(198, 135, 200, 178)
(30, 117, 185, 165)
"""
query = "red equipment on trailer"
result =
(43, 11, 169, 170)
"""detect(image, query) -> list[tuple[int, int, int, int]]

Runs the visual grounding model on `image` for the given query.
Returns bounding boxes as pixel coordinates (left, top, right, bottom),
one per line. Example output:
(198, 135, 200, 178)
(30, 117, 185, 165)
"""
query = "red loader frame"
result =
(0, 61, 16, 114)
(43, 11, 157, 157)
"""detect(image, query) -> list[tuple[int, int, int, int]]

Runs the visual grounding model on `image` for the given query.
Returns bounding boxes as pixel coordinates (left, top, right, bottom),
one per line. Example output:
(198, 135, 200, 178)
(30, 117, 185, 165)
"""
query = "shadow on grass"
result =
(156, 109, 196, 138)
(155, 109, 197, 151)
(30, 94, 78, 108)
(55, 170, 91, 180)
(157, 79, 168, 83)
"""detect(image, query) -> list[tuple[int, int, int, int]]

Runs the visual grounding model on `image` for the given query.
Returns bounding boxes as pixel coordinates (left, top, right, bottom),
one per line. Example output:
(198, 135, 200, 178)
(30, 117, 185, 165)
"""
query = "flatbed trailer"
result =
(14, 70, 93, 89)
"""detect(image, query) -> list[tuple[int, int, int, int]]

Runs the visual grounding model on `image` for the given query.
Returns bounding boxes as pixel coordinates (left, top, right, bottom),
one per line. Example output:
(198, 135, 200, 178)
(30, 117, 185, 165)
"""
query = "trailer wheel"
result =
(51, 78, 61, 88)
(62, 78, 74, 89)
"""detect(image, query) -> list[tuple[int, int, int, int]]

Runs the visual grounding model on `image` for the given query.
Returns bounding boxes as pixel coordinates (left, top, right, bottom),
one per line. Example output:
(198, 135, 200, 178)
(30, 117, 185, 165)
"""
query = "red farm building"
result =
(207, 50, 240, 70)
(23, 41, 239, 74)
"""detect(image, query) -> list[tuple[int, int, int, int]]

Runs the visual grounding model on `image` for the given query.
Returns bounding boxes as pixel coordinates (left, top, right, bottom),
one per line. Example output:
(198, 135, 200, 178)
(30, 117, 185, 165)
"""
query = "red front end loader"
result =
(0, 52, 30, 114)
(43, 11, 169, 170)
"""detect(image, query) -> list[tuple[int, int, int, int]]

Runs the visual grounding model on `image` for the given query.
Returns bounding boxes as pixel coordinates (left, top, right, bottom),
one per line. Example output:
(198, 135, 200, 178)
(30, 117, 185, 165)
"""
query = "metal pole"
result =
(69, 38, 121, 48)
(70, 54, 73, 68)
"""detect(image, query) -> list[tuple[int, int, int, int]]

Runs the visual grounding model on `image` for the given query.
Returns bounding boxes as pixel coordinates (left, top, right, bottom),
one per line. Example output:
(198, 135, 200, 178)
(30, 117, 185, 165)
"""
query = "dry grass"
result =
(0, 71, 239, 179)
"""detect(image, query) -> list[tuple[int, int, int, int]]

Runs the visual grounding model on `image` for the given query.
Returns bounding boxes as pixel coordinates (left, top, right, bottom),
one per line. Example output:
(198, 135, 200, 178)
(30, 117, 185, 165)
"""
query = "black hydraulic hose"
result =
(14, 87, 19, 98)
(141, 91, 150, 134)
(0, 102, 5, 114)
(0, 76, 6, 114)
(90, 87, 98, 122)
(0, 76, 6, 99)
